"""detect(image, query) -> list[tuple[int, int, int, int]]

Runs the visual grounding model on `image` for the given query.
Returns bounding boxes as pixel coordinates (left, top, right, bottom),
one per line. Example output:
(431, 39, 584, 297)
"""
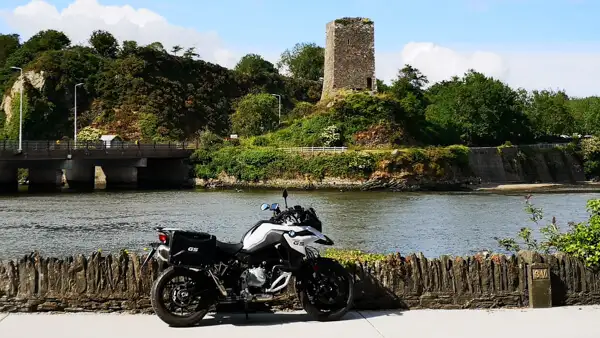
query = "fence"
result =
(278, 146, 348, 153)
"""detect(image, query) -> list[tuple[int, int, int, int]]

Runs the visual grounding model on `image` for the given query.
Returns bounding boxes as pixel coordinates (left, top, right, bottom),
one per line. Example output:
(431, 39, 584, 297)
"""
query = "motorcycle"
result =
(141, 189, 354, 327)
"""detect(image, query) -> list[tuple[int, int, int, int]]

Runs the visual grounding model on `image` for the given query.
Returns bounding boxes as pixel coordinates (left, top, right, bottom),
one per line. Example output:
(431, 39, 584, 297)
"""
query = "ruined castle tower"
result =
(321, 17, 376, 100)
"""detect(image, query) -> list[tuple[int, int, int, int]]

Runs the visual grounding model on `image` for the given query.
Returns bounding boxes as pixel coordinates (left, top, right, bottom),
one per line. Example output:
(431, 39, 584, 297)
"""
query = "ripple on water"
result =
(1, 190, 599, 260)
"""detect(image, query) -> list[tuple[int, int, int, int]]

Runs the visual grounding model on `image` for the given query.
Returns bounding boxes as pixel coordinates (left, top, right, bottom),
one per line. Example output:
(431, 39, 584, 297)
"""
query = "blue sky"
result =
(1, 0, 600, 96)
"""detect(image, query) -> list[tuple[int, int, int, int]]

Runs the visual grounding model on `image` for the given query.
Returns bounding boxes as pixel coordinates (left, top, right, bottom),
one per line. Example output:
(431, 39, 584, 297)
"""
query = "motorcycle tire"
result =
(298, 257, 354, 322)
(150, 266, 212, 327)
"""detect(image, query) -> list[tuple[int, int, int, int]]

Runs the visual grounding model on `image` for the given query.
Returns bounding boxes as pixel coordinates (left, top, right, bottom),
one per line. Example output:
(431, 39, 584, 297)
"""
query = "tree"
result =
(171, 45, 183, 55)
(277, 42, 324, 81)
(77, 126, 104, 142)
(183, 47, 199, 59)
(390, 65, 430, 123)
(230, 93, 278, 137)
(376, 79, 389, 92)
(523, 89, 574, 137)
(234, 53, 277, 76)
(0, 34, 20, 67)
(568, 96, 600, 135)
(425, 70, 533, 146)
(89, 30, 119, 58)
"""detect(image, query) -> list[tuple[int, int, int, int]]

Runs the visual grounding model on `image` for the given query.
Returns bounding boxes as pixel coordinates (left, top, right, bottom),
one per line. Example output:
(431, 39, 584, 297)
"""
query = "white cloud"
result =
(376, 43, 600, 97)
(0, 0, 240, 67)
(2, 0, 600, 97)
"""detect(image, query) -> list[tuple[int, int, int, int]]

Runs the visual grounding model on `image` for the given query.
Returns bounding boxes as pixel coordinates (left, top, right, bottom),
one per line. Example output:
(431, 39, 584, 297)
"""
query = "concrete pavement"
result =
(1, 306, 600, 338)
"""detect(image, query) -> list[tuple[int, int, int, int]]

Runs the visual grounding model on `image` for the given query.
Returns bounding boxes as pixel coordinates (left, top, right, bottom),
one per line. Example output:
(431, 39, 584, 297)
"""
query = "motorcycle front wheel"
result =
(150, 266, 216, 327)
(297, 257, 354, 321)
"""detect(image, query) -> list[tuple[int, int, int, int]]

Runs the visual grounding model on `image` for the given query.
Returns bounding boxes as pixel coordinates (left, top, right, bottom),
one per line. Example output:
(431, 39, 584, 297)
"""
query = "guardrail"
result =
(278, 146, 348, 153)
(0, 140, 198, 151)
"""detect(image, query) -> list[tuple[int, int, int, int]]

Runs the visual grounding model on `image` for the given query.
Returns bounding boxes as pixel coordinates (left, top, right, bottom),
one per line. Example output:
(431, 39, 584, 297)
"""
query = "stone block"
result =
(528, 263, 552, 308)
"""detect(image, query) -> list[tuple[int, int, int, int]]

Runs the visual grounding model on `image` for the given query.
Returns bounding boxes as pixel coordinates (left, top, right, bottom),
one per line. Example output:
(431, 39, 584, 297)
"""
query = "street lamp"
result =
(74, 83, 84, 147)
(271, 94, 281, 125)
(10, 67, 23, 152)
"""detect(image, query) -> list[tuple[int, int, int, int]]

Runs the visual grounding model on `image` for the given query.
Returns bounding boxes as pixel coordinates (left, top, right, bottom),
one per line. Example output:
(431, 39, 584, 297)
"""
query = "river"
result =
(1, 189, 599, 260)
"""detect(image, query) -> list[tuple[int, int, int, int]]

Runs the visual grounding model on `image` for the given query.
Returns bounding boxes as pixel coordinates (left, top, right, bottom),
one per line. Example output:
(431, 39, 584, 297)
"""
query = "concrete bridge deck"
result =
(1, 306, 599, 338)
(0, 140, 198, 193)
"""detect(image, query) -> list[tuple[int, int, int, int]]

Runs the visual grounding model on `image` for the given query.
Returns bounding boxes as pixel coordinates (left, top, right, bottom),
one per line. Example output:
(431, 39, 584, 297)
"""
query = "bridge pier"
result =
(28, 168, 63, 193)
(65, 162, 95, 192)
(102, 166, 138, 190)
(138, 159, 194, 189)
(0, 163, 18, 193)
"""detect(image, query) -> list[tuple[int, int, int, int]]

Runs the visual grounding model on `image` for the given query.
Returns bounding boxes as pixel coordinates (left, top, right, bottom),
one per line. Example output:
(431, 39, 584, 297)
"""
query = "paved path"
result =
(2, 306, 600, 338)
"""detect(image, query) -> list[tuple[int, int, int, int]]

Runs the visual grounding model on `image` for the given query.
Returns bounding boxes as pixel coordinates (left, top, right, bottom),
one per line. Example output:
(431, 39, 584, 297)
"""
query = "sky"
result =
(1, 0, 600, 97)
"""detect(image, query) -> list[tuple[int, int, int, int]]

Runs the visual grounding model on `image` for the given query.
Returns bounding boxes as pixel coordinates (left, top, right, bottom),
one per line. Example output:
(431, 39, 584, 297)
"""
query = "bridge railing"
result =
(0, 140, 199, 152)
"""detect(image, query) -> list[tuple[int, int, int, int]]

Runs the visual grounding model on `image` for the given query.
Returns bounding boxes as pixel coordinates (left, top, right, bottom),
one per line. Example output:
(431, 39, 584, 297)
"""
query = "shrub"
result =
(495, 194, 600, 270)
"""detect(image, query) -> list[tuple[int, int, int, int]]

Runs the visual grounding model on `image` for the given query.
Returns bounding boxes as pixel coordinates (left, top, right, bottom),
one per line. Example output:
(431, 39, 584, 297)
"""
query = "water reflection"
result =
(1, 190, 599, 260)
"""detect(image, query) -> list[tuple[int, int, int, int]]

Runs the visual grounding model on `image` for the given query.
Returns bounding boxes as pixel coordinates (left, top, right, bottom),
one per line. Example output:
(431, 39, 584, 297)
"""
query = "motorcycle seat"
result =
(216, 241, 243, 256)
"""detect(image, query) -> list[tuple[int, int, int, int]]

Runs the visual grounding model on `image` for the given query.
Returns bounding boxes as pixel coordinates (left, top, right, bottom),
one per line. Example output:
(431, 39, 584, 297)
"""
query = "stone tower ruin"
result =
(321, 17, 376, 100)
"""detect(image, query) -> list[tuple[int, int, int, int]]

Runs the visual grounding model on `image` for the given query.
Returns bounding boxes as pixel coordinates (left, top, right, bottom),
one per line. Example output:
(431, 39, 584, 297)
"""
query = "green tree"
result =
(77, 126, 104, 142)
(277, 42, 324, 81)
(183, 47, 199, 59)
(234, 53, 277, 76)
(376, 79, 389, 92)
(89, 30, 119, 58)
(171, 45, 183, 55)
(568, 96, 600, 135)
(231, 93, 278, 137)
(425, 70, 533, 146)
(0, 34, 20, 67)
(523, 89, 574, 137)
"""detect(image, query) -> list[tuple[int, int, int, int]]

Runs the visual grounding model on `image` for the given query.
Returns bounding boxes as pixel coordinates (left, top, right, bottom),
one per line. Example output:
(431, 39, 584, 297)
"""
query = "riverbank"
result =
(193, 176, 600, 194)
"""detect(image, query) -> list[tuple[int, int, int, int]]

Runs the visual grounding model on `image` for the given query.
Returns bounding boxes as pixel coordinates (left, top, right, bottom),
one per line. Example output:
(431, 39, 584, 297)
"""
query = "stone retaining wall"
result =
(1, 250, 599, 313)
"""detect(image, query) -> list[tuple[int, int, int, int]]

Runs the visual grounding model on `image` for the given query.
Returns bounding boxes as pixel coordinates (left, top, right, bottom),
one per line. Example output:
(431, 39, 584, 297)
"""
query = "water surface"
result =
(1, 190, 598, 260)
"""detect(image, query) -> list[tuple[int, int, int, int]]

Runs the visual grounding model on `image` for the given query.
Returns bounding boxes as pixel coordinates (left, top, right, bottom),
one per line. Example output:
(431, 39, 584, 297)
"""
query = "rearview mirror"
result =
(270, 203, 279, 211)
(260, 203, 270, 211)
(282, 189, 288, 199)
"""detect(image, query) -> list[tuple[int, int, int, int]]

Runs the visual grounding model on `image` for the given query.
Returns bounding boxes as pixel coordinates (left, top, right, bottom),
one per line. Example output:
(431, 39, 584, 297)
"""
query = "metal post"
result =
(271, 94, 281, 125)
(74, 83, 84, 148)
(10, 67, 23, 151)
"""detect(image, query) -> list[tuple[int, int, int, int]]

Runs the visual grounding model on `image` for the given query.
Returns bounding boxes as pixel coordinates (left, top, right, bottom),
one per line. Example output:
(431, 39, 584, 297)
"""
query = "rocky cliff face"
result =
(0, 71, 46, 121)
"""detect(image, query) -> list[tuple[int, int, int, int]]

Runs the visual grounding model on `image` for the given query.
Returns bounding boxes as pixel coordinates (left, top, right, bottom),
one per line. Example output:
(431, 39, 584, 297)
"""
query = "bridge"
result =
(0, 140, 197, 193)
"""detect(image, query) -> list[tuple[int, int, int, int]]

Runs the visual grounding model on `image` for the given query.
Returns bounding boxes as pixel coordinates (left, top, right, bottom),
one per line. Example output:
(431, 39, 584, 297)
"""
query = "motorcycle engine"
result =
(244, 267, 267, 288)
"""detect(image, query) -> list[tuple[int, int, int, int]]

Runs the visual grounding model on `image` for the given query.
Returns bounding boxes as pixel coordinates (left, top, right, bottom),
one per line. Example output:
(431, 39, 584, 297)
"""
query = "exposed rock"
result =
(0, 71, 46, 120)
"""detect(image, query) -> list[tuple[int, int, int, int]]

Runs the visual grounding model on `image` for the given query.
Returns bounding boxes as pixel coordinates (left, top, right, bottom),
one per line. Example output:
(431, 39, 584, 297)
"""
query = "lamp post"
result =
(271, 94, 281, 125)
(74, 83, 84, 147)
(10, 67, 23, 152)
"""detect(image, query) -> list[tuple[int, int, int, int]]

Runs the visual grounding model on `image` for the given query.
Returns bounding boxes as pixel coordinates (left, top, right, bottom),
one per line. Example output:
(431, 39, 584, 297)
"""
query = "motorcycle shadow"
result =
(195, 310, 364, 327)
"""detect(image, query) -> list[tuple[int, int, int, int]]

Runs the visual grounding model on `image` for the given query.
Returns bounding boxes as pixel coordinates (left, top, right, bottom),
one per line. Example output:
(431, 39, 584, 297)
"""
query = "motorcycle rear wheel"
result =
(297, 257, 354, 321)
(150, 266, 215, 327)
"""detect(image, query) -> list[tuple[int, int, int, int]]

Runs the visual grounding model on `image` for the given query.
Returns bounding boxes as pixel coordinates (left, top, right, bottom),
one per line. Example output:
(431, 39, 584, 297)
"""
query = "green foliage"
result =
(425, 70, 534, 146)
(523, 89, 574, 137)
(0, 34, 20, 68)
(277, 42, 324, 81)
(231, 93, 279, 137)
(495, 195, 600, 270)
(5, 91, 29, 140)
(192, 146, 381, 181)
(322, 248, 387, 268)
(89, 30, 119, 58)
(580, 136, 600, 177)
(287, 101, 314, 120)
(234, 54, 277, 77)
(77, 126, 104, 142)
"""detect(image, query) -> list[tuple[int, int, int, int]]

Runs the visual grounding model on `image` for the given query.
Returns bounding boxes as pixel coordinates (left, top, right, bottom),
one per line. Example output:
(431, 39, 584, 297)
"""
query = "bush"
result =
(495, 194, 600, 270)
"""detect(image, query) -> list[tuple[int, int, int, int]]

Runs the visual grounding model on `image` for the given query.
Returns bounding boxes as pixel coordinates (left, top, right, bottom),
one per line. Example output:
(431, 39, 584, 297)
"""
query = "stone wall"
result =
(321, 17, 376, 100)
(2, 250, 600, 313)
(468, 146, 586, 184)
